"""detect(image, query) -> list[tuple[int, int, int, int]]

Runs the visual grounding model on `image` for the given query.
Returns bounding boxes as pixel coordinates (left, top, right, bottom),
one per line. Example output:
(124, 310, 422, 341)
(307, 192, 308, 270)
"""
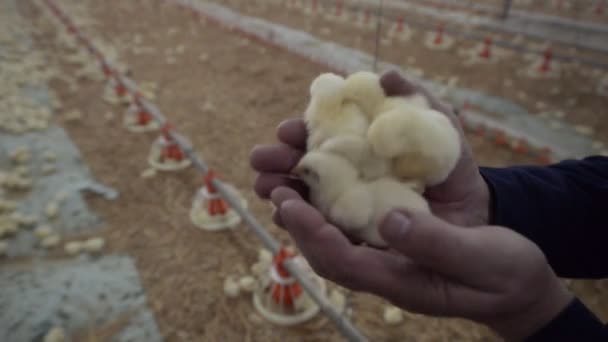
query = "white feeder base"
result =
(147, 148, 191, 171)
(123, 115, 161, 133)
(458, 44, 504, 66)
(423, 33, 454, 51)
(524, 59, 561, 79)
(252, 257, 327, 326)
(103, 92, 131, 106)
(190, 200, 247, 231)
(387, 25, 414, 42)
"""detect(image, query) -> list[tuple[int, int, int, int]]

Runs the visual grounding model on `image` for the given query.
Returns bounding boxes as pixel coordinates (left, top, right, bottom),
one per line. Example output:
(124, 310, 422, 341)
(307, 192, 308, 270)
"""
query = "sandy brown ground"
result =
(473, 0, 608, 24)
(395, 0, 608, 24)
(217, 0, 608, 146)
(20, 0, 607, 341)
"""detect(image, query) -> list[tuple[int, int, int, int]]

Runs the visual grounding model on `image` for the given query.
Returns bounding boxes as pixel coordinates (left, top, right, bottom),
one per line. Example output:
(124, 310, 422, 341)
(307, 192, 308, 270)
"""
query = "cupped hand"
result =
(250, 70, 491, 227)
(270, 187, 572, 340)
(249, 71, 572, 339)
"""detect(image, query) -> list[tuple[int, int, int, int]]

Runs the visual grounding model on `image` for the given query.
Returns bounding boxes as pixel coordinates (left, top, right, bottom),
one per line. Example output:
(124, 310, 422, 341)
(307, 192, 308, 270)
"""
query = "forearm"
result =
(479, 157, 608, 278)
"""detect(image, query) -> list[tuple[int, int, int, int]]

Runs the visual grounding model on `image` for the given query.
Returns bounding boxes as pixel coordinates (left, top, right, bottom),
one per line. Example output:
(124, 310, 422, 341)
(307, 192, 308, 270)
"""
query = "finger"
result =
(279, 199, 406, 292)
(254, 173, 308, 199)
(379, 210, 485, 279)
(271, 186, 303, 207)
(380, 70, 454, 116)
(380, 70, 418, 97)
(270, 187, 302, 229)
(280, 201, 490, 317)
(271, 207, 283, 227)
(277, 118, 308, 150)
(250, 144, 304, 173)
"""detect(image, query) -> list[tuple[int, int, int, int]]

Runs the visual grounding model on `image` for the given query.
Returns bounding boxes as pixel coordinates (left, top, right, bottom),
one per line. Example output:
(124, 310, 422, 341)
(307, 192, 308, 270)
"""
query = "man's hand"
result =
(249, 71, 573, 339)
(271, 187, 572, 340)
(250, 71, 491, 227)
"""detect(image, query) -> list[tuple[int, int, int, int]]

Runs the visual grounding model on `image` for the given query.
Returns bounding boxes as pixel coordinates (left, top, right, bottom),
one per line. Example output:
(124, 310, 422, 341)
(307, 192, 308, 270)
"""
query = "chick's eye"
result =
(302, 168, 310, 175)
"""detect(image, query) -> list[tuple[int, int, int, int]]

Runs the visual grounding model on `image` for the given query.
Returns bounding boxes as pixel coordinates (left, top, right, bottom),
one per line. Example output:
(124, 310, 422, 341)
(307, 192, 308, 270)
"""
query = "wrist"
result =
(464, 171, 492, 226)
(475, 169, 494, 226)
(490, 274, 573, 341)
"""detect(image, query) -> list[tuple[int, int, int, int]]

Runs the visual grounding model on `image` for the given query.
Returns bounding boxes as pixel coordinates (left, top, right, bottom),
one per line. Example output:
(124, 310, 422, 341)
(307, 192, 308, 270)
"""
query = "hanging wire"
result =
(372, 0, 384, 72)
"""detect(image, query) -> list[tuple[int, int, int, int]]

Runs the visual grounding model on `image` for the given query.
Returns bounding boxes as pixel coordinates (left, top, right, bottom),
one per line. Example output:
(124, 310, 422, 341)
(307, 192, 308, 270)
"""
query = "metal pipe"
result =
(41, 1, 367, 340)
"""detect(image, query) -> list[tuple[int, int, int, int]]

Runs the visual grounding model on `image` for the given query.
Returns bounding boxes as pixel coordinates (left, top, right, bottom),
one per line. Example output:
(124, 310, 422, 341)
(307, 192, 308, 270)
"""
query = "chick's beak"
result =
(291, 164, 304, 177)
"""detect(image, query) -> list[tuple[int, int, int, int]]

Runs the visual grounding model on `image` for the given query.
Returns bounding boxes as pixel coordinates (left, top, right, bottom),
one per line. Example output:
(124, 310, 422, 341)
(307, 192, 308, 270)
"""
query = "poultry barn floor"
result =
(213, 0, 608, 150)
(10, 0, 608, 340)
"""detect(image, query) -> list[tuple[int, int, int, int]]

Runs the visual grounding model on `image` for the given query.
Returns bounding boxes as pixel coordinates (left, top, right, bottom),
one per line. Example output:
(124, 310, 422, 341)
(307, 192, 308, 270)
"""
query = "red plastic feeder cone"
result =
(434, 23, 444, 45)
(479, 36, 492, 59)
(148, 122, 191, 171)
(204, 171, 228, 216)
(160, 124, 185, 162)
(252, 249, 325, 326)
(124, 93, 160, 133)
(539, 48, 552, 73)
(537, 147, 552, 165)
(364, 9, 371, 25)
(137, 108, 152, 126)
(312, 0, 317, 12)
(114, 80, 127, 98)
(191, 8, 200, 19)
(102, 63, 113, 78)
(494, 129, 507, 146)
(190, 170, 245, 231)
(134, 95, 152, 125)
(514, 138, 529, 155)
(397, 16, 405, 33)
(475, 123, 486, 137)
(596, 1, 605, 15)
(270, 249, 303, 308)
(335, 1, 342, 17)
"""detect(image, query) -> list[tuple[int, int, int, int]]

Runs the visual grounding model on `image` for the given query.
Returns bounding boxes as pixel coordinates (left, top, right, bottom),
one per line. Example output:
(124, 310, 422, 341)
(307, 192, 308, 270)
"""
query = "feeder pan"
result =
(524, 48, 560, 79)
(190, 184, 247, 231)
(388, 21, 413, 42)
(147, 134, 191, 171)
(525, 56, 560, 79)
(253, 252, 326, 326)
(103, 79, 131, 106)
(123, 103, 160, 133)
(423, 29, 453, 50)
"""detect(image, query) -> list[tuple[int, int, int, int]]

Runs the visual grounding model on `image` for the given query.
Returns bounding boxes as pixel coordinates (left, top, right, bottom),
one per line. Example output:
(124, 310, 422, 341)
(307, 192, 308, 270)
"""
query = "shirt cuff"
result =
(526, 298, 608, 341)
(479, 167, 530, 229)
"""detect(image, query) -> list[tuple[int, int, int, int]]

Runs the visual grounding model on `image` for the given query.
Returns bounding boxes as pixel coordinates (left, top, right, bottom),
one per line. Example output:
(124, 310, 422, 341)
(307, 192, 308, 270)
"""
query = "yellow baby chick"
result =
(304, 73, 369, 150)
(339, 70, 460, 186)
(293, 151, 429, 247)
(368, 103, 461, 186)
(319, 134, 390, 181)
(341, 71, 386, 117)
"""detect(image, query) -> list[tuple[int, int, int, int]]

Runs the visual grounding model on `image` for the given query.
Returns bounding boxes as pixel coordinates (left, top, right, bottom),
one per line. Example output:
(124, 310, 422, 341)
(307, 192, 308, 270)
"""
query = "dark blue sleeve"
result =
(526, 298, 608, 341)
(480, 156, 608, 279)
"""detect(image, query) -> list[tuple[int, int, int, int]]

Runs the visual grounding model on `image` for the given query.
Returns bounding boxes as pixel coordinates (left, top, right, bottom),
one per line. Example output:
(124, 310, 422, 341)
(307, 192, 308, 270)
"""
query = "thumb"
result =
(379, 210, 485, 279)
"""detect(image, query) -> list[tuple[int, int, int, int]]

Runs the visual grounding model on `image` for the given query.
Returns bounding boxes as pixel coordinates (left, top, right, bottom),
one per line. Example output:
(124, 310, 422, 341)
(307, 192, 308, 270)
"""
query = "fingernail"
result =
(382, 211, 412, 239)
